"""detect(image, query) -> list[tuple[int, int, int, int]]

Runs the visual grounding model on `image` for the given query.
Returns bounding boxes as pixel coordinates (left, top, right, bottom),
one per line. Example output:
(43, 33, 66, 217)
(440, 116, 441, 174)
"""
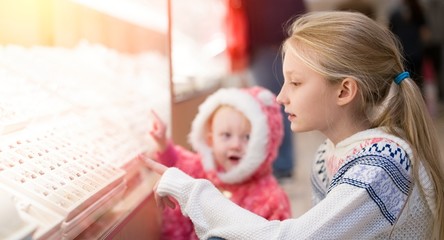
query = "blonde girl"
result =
(146, 11, 444, 239)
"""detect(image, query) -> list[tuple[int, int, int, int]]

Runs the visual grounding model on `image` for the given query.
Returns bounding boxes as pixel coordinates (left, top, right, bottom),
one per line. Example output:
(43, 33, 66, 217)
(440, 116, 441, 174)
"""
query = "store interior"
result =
(1, 0, 172, 239)
(1, 0, 443, 239)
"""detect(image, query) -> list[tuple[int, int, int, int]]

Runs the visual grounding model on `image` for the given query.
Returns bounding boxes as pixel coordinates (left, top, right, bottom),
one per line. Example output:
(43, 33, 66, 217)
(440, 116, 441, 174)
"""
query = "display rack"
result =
(0, 0, 232, 238)
(0, 41, 168, 240)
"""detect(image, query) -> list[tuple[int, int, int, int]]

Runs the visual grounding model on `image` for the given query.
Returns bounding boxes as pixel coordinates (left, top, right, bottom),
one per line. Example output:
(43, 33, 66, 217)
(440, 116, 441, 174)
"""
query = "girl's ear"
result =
(336, 77, 358, 106)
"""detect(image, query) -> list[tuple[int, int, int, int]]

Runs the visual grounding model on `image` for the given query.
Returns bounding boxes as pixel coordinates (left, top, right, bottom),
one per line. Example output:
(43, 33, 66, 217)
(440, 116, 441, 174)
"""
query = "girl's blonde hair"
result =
(283, 11, 444, 238)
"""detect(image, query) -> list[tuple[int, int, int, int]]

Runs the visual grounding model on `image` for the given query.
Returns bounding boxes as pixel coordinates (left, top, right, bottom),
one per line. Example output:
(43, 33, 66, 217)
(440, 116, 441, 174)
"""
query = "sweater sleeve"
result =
(252, 185, 292, 220)
(156, 167, 398, 239)
(157, 168, 280, 239)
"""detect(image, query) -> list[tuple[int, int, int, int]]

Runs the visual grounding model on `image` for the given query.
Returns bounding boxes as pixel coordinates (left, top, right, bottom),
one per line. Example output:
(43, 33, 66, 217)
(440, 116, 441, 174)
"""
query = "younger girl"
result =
(147, 86, 291, 239)
(146, 11, 444, 239)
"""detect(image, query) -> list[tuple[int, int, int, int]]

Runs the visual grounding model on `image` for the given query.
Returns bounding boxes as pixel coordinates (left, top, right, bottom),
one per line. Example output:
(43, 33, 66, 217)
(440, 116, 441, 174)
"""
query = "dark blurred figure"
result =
(423, 0, 444, 102)
(336, 0, 376, 20)
(242, 0, 306, 180)
(389, 0, 430, 91)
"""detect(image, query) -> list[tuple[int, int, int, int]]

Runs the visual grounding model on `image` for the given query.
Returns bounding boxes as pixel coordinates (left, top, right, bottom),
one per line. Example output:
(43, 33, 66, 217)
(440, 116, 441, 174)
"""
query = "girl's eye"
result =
(222, 132, 231, 138)
(285, 78, 301, 86)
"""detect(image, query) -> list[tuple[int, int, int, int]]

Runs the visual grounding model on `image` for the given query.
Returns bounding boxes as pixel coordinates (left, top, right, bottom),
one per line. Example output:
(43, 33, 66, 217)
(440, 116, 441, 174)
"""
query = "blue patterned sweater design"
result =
(327, 141, 412, 225)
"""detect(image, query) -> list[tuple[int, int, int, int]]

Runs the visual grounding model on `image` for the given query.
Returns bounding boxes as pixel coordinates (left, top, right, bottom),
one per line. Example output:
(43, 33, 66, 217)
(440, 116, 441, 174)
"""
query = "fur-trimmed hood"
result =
(188, 86, 283, 184)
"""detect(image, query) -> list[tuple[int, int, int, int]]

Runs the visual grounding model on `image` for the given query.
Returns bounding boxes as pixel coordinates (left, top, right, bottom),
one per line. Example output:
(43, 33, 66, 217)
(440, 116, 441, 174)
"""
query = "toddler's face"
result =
(208, 106, 251, 172)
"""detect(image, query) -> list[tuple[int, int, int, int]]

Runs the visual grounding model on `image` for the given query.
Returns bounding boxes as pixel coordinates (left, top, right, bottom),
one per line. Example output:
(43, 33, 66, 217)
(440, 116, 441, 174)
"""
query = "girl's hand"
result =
(149, 110, 168, 152)
(145, 158, 176, 209)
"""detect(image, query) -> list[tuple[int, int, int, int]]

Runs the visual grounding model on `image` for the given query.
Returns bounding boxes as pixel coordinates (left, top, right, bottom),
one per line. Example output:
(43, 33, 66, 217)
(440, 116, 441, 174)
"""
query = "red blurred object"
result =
(225, 0, 249, 72)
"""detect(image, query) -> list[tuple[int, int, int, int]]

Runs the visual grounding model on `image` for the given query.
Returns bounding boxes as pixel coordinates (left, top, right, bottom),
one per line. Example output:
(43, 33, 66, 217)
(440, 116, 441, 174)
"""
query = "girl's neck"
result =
(324, 117, 371, 146)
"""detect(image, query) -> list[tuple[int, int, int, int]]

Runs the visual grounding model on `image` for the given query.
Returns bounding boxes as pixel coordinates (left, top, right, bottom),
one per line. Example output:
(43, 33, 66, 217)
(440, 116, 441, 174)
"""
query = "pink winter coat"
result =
(155, 87, 291, 240)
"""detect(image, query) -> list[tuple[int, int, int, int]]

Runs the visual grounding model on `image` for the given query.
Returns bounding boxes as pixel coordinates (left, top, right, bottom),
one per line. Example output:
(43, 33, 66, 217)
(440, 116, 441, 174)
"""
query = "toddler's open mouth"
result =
(228, 156, 240, 163)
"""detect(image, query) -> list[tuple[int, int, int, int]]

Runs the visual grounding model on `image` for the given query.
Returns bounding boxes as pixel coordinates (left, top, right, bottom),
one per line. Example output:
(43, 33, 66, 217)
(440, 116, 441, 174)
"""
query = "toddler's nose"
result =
(230, 137, 244, 150)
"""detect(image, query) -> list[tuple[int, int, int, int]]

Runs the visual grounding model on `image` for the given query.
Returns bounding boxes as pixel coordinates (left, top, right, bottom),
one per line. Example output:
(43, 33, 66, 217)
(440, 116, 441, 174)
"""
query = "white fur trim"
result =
(188, 88, 268, 184)
(257, 89, 275, 106)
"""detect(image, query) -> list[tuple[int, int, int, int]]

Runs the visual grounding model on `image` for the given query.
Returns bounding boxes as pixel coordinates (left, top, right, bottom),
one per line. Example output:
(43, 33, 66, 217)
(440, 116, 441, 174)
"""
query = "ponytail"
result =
(374, 77, 444, 239)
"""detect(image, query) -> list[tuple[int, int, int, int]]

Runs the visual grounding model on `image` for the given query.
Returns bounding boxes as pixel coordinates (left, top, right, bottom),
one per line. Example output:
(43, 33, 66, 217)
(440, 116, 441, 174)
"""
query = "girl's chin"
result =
(291, 124, 310, 133)
(290, 123, 301, 132)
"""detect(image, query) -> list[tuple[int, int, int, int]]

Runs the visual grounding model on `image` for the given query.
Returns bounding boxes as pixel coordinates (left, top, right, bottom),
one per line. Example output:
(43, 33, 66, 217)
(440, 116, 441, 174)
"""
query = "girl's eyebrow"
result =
(283, 71, 293, 78)
(284, 71, 302, 79)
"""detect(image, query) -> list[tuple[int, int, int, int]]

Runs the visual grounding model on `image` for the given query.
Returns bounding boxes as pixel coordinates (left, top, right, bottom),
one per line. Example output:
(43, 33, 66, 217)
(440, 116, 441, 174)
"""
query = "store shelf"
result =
(0, 43, 167, 239)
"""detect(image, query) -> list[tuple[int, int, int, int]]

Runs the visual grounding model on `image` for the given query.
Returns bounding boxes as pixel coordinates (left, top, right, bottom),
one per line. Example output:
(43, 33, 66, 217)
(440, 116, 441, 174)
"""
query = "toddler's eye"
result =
(221, 132, 231, 138)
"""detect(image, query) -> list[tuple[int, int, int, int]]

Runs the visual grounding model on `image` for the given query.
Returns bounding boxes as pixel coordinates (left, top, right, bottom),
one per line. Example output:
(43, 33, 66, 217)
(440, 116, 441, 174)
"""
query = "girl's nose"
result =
(276, 87, 286, 105)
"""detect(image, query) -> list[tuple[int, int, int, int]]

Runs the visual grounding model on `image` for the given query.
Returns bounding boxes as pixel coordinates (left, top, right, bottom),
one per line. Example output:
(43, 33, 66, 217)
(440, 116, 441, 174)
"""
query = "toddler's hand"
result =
(145, 158, 176, 209)
(149, 110, 168, 152)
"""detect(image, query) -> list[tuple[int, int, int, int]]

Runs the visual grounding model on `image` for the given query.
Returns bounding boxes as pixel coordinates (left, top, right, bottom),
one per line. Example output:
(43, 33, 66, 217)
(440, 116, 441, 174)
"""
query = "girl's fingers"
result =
(152, 177, 176, 209)
(148, 110, 176, 210)
(150, 109, 161, 122)
(145, 158, 168, 175)
(153, 180, 163, 208)
(154, 193, 164, 209)
(154, 194, 176, 209)
(164, 197, 176, 209)
(149, 110, 166, 139)
(149, 129, 161, 141)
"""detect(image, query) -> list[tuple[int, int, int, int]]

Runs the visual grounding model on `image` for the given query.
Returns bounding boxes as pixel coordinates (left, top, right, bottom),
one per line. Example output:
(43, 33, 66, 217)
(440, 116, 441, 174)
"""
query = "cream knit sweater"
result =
(156, 128, 436, 239)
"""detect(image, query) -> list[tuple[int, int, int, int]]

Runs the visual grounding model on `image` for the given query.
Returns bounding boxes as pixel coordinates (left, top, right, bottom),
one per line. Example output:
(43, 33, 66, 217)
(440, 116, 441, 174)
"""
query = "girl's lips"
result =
(287, 114, 296, 121)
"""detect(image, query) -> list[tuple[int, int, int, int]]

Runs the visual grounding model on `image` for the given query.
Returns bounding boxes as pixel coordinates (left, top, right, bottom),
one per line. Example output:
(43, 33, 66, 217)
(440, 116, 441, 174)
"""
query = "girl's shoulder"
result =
(328, 139, 413, 225)
(331, 137, 413, 189)
(354, 138, 412, 172)
(340, 128, 414, 175)
(311, 132, 412, 185)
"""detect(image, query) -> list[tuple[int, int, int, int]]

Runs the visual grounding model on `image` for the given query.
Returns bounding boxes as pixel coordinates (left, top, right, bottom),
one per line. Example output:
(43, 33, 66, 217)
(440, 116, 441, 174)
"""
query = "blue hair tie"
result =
(394, 71, 410, 85)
